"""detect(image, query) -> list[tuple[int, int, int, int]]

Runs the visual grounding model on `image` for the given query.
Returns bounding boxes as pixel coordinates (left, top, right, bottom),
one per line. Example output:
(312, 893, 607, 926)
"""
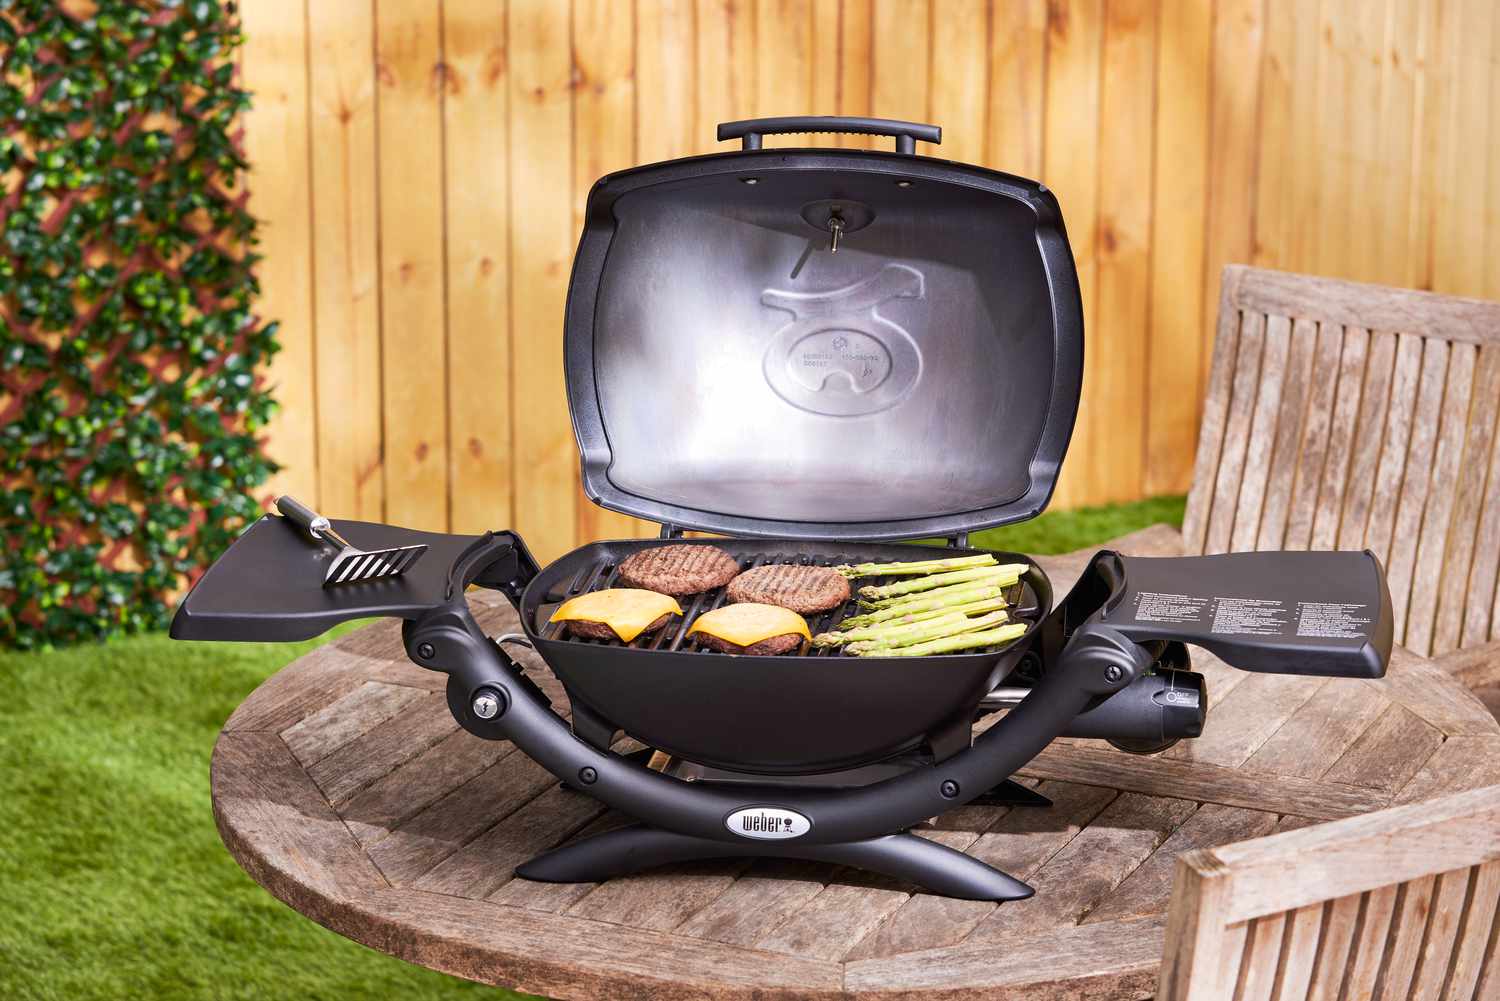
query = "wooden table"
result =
(210, 526, 1500, 1000)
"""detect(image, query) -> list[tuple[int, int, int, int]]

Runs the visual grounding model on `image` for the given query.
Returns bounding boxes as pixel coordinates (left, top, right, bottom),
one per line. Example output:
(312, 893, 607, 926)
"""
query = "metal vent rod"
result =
(977, 686, 1029, 710)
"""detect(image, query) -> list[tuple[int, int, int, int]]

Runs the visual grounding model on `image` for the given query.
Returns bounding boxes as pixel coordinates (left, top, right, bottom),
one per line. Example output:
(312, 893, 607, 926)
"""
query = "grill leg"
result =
(516, 824, 1034, 902)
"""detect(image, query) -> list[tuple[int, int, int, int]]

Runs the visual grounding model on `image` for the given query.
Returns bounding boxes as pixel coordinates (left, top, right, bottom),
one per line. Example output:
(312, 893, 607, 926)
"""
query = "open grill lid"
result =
(565, 116, 1083, 541)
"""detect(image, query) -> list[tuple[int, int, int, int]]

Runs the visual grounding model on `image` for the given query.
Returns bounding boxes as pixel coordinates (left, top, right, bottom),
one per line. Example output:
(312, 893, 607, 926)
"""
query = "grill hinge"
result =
(658, 523, 685, 539)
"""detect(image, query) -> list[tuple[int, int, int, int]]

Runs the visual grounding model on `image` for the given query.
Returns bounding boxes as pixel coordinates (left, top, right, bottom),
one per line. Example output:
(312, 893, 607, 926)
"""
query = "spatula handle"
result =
(275, 495, 331, 539)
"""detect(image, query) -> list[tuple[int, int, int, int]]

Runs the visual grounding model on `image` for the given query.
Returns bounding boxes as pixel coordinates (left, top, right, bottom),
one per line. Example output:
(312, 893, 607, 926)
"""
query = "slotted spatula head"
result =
(323, 543, 428, 585)
(275, 495, 428, 588)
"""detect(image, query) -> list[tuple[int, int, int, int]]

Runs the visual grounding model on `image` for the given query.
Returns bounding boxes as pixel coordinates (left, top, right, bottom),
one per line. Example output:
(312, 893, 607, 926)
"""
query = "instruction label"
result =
(1296, 601, 1373, 639)
(1209, 596, 1290, 636)
(1133, 591, 1210, 625)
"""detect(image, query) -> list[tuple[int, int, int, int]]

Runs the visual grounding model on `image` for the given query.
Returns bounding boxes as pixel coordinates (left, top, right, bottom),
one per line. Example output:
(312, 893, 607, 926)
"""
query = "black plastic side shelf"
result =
(1088, 549, 1392, 679)
(169, 514, 536, 642)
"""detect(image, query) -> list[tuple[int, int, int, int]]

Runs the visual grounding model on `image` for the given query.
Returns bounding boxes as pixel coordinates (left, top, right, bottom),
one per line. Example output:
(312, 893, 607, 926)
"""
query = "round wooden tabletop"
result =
(210, 526, 1500, 1000)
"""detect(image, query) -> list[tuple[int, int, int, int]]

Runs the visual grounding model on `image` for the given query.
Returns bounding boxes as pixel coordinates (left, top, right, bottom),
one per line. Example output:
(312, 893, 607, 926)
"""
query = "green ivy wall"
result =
(0, 0, 276, 649)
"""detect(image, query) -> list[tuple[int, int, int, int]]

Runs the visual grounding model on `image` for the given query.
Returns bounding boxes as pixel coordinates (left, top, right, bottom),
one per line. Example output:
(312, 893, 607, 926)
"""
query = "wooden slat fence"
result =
(242, 0, 1500, 562)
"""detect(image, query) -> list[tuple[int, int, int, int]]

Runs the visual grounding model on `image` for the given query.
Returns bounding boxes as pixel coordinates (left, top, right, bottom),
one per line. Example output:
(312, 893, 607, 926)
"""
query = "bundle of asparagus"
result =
(812, 555, 1031, 656)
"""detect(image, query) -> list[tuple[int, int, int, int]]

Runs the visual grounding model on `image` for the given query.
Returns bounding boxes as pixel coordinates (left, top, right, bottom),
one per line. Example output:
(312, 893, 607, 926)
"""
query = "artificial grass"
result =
(0, 496, 1182, 1001)
(0, 626, 526, 1001)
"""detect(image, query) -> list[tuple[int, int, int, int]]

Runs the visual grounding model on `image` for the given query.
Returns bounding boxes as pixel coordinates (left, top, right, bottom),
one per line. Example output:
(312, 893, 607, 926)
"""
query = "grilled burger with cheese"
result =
(550, 589, 683, 642)
(688, 602, 810, 655)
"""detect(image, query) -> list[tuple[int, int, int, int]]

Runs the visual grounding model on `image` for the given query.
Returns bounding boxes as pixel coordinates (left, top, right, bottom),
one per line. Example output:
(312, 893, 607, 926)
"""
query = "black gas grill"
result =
(172, 116, 1394, 901)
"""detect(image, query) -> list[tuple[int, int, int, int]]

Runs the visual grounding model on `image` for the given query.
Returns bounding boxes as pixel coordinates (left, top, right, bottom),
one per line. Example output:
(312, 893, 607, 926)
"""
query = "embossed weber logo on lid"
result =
(761, 263, 924, 417)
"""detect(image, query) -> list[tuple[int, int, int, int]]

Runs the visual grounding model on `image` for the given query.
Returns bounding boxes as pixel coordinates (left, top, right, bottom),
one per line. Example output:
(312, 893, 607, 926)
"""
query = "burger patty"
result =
(566, 612, 672, 642)
(617, 544, 741, 596)
(726, 564, 851, 614)
(693, 632, 804, 656)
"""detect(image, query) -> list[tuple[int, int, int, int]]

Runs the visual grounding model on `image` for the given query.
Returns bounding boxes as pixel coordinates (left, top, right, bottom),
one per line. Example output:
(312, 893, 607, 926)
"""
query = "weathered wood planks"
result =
(1160, 785, 1500, 1001)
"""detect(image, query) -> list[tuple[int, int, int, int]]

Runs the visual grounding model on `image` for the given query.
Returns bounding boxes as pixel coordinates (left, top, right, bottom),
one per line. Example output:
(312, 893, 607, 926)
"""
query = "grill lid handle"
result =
(716, 116, 941, 154)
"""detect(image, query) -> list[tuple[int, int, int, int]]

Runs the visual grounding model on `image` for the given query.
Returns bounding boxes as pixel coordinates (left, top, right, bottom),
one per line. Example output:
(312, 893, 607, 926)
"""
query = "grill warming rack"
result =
(535, 549, 1039, 656)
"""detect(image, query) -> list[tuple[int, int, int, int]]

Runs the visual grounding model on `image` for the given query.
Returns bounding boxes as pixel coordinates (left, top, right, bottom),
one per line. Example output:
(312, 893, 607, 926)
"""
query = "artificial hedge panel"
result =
(1, 0, 277, 649)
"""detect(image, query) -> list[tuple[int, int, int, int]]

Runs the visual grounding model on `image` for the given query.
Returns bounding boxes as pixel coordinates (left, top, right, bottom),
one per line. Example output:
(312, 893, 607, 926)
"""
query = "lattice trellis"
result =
(0, 0, 277, 649)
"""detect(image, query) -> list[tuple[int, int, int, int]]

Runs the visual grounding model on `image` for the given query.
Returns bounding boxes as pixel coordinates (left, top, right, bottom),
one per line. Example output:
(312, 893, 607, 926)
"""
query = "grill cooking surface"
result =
(536, 548, 1040, 656)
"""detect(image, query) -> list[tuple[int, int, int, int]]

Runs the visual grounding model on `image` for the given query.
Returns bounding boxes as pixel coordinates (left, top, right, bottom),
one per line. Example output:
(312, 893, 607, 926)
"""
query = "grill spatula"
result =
(275, 495, 428, 586)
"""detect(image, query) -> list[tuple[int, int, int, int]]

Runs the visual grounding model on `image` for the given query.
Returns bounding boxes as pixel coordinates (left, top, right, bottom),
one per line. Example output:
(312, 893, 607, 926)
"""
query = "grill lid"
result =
(565, 116, 1083, 541)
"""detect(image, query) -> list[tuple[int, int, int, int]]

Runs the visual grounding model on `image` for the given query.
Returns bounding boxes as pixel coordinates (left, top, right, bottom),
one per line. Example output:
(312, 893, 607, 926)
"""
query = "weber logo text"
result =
(725, 807, 811, 841)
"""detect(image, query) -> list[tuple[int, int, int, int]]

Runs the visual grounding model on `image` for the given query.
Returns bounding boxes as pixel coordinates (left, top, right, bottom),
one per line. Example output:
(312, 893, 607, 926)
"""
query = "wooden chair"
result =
(1181, 266, 1500, 705)
(1159, 783, 1500, 1000)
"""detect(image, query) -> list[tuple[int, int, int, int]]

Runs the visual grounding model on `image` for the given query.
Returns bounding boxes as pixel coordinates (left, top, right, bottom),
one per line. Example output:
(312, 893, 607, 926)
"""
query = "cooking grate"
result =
(536, 550, 1039, 656)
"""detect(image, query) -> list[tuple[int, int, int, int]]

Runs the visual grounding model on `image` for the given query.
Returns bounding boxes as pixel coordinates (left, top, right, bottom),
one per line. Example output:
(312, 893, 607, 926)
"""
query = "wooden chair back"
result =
(1159, 784, 1500, 1001)
(1182, 265, 1500, 657)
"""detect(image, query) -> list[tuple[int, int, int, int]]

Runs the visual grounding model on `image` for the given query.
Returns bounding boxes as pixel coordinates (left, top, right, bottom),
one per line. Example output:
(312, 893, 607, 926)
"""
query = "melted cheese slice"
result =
(550, 589, 683, 642)
(688, 602, 811, 647)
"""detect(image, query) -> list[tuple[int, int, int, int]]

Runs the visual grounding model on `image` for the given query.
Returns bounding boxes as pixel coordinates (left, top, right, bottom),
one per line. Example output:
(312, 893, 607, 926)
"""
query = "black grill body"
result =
(525, 538, 1049, 774)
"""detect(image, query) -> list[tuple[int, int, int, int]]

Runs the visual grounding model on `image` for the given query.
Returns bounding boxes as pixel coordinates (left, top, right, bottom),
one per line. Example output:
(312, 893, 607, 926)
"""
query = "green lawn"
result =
(0, 496, 1182, 1001)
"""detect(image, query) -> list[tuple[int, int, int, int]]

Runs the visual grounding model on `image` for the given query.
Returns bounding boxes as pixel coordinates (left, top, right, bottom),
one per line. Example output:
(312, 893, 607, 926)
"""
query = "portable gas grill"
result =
(173, 116, 1394, 901)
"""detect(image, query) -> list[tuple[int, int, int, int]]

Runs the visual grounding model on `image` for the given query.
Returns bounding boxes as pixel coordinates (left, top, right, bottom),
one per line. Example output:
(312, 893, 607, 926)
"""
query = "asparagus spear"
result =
(814, 596, 1010, 644)
(858, 563, 1028, 601)
(843, 610, 1012, 652)
(814, 606, 1001, 647)
(833, 553, 998, 578)
(837, 584, 1006, 628)
(815, 611, 976, 648)
(860, 564, 1028, 604)
(860, 578, 1014, 612)
(853, 622, 1028, 657)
